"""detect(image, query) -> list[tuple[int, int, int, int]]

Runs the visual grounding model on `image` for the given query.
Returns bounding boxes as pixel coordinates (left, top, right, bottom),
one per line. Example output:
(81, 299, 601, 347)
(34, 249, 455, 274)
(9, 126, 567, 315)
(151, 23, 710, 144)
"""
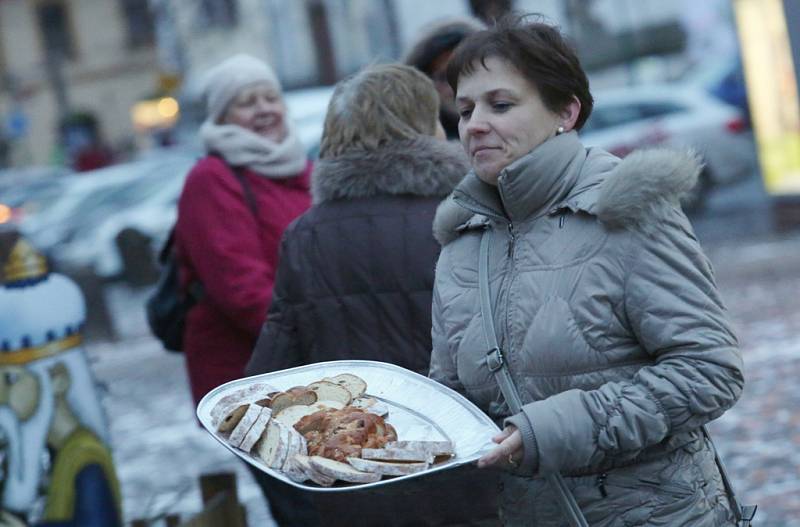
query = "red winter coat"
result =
(175, 155, 311, 404)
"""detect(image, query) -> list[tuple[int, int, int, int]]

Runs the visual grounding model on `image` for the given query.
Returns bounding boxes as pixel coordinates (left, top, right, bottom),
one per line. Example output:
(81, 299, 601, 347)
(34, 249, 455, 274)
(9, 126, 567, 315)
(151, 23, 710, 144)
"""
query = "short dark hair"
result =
(446, 14, 593, 130)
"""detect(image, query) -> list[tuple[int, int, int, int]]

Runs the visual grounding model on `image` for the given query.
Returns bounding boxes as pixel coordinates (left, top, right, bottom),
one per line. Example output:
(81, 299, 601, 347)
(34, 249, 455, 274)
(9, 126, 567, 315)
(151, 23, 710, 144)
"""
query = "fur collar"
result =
(593, 148, 702, 229)
(433, 146, 702, 245)
(312, 137, 469, 204)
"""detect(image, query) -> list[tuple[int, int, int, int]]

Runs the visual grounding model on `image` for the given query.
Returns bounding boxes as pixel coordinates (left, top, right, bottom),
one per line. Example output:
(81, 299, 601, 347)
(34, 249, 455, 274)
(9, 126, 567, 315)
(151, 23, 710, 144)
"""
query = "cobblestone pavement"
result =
(87, 228, 800, 526)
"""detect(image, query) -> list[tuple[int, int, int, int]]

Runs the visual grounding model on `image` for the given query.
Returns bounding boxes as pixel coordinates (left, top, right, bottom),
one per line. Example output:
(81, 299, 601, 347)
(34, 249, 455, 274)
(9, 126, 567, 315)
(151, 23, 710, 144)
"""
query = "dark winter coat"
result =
(245, 137, 468, 376)
(430, 131, 743, 525)
(175, 155, 311, 405)
(246, 136, 501, 527)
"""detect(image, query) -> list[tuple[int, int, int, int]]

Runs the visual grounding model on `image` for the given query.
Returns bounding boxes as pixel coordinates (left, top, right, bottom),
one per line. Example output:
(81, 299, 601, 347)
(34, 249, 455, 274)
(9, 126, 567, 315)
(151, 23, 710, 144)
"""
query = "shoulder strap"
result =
(208, 152, 259, 217)
(164, 159, 258, 302)
(478, 228, 588, 527)
(230, 165, 259, 217)
(702, 427, 757, 526)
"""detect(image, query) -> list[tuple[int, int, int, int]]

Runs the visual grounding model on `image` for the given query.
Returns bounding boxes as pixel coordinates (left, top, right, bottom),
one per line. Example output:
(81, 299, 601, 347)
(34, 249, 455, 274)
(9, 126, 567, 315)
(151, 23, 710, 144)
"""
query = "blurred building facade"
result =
(0, 0, 160, 167)
(0, 0, 756, 169)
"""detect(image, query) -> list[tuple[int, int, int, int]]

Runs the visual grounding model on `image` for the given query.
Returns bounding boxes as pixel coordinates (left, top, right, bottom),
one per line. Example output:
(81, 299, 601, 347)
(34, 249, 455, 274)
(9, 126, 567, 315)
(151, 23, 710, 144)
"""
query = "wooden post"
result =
(199, 472, 238, 505)
(165, 515, 181, 527)
(177, 492, 247, 527)
(307, 0, 337, 85)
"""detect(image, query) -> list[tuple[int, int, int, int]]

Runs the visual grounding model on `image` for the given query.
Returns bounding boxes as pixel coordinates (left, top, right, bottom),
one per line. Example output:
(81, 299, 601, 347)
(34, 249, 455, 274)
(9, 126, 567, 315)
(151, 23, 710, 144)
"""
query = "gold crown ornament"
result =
(3, 239, 48, 284)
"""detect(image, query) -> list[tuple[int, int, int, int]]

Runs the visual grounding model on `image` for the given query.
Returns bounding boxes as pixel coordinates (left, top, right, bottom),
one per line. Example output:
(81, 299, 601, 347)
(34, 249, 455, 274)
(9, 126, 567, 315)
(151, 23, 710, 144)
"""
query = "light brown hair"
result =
(320, 63, 440, 158)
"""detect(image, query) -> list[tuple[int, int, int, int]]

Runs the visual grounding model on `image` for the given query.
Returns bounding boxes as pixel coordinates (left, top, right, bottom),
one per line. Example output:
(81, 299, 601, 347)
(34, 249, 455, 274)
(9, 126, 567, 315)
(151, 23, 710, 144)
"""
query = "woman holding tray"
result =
(429, 15, 746, 526)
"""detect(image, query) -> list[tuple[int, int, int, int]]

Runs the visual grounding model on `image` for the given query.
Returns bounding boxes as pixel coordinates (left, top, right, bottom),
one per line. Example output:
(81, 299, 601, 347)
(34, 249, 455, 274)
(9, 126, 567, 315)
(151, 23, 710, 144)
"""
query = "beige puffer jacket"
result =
(429, 132, 743, 526)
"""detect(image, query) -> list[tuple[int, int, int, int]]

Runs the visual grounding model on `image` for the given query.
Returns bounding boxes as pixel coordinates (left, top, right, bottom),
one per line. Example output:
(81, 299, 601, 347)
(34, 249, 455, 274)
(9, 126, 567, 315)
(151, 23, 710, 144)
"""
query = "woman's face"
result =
(456, 57, 562, 185)
(222, 82, 288, 143)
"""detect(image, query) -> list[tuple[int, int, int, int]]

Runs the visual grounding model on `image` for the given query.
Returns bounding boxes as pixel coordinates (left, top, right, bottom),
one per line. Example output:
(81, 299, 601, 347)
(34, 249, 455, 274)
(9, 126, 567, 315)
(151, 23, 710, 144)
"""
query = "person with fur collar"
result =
(246, 63, 499, 526)
(174, 54, 315, 526)
(429, 16, 745, 526)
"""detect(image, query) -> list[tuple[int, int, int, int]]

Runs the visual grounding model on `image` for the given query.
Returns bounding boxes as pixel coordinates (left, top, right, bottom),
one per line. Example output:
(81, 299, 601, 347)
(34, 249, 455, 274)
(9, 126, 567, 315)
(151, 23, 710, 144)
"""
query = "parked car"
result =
(19, 155, 193, 267)
(0, 167, 73, 229)
(56, 155, 195, 278)
(0, 178, 68, 230)
(679, 54, 750, 127)
(580, 85, 757, 208)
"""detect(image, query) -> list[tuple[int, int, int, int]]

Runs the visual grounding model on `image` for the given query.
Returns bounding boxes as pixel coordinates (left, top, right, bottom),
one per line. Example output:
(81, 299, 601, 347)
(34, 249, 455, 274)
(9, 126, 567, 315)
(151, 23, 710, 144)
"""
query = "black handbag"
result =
(145, 164, 257, 352)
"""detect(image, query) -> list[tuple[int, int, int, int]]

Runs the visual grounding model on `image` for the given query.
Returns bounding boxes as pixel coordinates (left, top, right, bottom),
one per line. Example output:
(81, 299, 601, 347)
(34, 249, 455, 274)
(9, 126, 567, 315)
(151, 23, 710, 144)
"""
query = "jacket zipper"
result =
(499, 221, 517, 372)
(496, 178, 520, 382)
(596, 472, 609, 498)
(506, 222, 516, 258)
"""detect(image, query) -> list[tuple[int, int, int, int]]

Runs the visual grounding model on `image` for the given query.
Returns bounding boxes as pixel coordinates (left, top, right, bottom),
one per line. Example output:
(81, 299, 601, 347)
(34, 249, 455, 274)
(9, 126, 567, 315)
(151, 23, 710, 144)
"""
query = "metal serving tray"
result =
(197, 360, 500, 492)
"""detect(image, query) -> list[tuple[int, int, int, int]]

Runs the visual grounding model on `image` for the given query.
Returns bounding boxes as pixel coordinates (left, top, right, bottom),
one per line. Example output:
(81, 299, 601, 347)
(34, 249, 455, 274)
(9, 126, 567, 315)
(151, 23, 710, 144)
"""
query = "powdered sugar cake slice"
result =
(227, 404, 262, 448)
(292, 455, 335, 486)
(386, 440, 454, 457)
(309, 456, 382, 484)
(347, 457, 429, 476)
(239, 407, 272, 452)
(360, 447, 433, 463)
(210, 382, 277, 428)
(255, 419, 292, 469)
(281, 432, 309, 482)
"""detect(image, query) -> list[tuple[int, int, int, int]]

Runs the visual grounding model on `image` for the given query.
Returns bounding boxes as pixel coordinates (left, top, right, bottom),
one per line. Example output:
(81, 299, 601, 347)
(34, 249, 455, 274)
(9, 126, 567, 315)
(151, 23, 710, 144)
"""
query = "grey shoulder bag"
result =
(477, 228, 756, 527)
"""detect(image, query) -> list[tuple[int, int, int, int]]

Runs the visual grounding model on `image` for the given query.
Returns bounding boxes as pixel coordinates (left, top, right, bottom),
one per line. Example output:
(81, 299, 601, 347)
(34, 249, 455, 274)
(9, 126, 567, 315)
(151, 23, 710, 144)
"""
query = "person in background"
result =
(246, 63, 499, 526)
(430, 15, 744, 525)
(404, 16, 485, 140)
(174, 54, 315, 527)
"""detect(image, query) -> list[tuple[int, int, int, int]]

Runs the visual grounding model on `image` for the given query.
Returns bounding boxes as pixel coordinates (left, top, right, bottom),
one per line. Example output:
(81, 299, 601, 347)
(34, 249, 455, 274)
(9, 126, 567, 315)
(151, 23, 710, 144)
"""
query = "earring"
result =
(557, 126, 565, 135)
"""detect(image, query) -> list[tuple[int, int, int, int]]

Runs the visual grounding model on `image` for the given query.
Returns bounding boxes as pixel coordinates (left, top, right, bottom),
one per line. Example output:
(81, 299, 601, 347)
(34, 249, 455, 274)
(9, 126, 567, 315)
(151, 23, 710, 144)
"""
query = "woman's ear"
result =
(559, 95, 581, 132)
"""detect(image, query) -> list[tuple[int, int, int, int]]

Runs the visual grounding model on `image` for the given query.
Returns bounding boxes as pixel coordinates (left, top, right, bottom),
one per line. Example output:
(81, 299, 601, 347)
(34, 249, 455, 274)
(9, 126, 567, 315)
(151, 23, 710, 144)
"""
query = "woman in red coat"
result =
(174, 54, 315, 526)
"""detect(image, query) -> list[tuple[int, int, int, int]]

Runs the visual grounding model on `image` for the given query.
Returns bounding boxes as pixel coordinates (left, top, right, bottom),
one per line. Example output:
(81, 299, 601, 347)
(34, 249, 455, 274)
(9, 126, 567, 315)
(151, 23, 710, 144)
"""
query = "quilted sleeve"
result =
(517, 208, 743, 475)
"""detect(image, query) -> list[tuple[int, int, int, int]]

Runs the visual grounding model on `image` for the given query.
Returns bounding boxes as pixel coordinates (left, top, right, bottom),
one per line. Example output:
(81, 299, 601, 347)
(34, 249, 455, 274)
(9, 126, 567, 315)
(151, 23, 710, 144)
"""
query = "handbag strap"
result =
(702, 426, 757, 526)
(230, 165, 259, 217)
(478, 229, 589, 527)
(169, 163, 258, 303)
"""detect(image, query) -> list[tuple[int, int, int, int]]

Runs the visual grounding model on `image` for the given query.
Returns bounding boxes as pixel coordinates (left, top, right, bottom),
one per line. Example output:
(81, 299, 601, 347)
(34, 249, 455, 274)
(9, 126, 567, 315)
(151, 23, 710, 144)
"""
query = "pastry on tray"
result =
(210, 373, 454, 486)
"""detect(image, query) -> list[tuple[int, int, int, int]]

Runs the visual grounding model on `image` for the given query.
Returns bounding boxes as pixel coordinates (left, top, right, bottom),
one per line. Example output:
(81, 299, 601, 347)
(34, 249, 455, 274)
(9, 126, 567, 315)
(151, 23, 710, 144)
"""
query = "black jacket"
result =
(245, 136, 468, 376)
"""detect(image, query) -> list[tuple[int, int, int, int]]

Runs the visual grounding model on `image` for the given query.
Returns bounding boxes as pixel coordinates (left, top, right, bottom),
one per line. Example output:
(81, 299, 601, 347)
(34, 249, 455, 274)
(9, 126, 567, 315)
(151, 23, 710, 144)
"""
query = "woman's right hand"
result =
(477, 425, 523, 470)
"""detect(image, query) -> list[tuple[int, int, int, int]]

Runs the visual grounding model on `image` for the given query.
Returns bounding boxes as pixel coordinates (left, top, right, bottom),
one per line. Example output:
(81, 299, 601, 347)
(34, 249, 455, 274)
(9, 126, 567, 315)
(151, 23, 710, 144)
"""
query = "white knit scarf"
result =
(200, 119, 307, 178)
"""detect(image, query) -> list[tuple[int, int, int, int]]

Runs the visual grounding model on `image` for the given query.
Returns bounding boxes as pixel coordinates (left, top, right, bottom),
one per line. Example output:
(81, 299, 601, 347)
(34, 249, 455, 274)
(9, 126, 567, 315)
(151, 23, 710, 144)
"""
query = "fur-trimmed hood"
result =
(312, 136, 469, 204)
(433, 138, 702, 245)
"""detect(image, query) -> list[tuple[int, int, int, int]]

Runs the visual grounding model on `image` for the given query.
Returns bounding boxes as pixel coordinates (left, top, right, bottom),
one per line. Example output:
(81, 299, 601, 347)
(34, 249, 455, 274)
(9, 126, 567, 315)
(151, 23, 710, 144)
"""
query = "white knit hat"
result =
(202, 54, 282, 122)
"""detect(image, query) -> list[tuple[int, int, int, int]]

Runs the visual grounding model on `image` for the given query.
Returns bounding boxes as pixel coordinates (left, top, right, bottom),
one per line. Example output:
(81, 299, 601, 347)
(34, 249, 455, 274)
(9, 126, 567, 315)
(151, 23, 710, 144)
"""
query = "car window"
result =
(582, 104, 644, 133)
(637, 102, 686, 119)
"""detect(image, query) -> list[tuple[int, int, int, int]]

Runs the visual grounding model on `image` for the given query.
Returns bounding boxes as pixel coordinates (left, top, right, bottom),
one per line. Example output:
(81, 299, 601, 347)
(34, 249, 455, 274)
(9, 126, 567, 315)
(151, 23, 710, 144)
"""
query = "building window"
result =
(36, 2, 76, 60)
(120, 0, 155, 48)
(198, 0, 239, 28)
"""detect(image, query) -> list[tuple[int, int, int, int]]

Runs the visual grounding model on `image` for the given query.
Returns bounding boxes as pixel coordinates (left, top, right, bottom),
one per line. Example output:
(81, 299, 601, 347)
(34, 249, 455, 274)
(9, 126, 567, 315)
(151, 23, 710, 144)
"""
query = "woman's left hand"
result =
(477, 425, 523, 470)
